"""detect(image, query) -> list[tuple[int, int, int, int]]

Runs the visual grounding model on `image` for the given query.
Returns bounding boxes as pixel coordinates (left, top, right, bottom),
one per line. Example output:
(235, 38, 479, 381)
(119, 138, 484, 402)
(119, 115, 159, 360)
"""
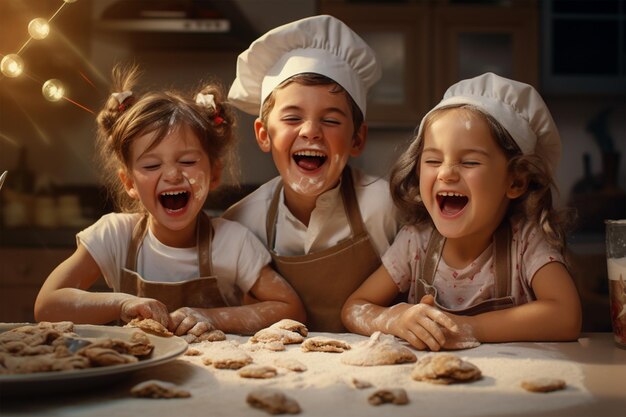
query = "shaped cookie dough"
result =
(301, 336, 351, 353)
(130, 379, 191, 398)
(340, 332, 416, 366)
(247, 388, 301, 415)
(411, 353, 482, 384)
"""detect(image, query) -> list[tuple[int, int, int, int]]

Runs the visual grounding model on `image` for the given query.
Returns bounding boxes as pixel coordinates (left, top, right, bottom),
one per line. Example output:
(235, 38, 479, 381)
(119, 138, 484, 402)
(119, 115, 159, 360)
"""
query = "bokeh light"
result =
(42, 79, 65, 102)
(28, 18, 50, 40)
(1, 54, 24, 78)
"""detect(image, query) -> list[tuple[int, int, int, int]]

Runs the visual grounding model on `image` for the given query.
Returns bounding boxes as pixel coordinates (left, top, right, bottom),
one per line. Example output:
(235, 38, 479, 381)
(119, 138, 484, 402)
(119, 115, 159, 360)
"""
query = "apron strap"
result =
(125, 215, 150, 272)
(196, 211, 214, 277)
(493, 220, 511, 298)
(125, 212, 214, 277)
(418, 221, 511, 300)
(266, 167, 363, 250)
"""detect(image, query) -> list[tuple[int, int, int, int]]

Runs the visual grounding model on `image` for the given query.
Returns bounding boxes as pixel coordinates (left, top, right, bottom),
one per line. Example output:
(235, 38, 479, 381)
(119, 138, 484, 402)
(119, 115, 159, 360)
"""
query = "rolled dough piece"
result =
(340, 331, 416, 366)
(246, 388, 301, 415)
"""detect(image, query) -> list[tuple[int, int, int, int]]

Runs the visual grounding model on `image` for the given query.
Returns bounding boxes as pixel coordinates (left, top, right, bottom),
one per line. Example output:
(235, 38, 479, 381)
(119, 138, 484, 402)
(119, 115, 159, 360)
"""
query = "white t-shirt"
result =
(77, 212, 271, 306)
(222, 167, 400, 256)
(382, 218, 566, 308)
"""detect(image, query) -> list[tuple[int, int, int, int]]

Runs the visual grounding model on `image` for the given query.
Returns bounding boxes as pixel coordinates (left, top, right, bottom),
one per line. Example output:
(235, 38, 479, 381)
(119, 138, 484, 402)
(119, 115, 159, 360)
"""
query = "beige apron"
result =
(266, 168, 381, 332)
(415, 221, 515, 315)
(120, 212, 229, 312)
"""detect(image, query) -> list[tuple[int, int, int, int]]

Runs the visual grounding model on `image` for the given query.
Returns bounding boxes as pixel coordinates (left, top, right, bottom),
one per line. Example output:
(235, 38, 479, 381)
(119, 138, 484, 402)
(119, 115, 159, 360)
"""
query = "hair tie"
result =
(195, 93, 225, 125)
(111, 91, 134, 112)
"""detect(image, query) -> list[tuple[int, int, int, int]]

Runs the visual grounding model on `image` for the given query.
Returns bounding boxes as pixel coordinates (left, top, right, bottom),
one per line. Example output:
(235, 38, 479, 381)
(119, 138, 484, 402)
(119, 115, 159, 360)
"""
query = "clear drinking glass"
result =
(605, 219, 626, 348)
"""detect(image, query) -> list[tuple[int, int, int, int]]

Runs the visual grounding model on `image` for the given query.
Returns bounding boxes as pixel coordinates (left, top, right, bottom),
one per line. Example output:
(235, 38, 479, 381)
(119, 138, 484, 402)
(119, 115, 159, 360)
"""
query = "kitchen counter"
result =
(1, 332, 624, 417)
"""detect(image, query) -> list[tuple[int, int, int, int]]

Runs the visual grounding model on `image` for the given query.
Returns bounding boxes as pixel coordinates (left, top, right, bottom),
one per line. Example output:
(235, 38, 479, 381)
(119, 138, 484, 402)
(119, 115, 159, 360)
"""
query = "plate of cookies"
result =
(0, 321, 188, 395)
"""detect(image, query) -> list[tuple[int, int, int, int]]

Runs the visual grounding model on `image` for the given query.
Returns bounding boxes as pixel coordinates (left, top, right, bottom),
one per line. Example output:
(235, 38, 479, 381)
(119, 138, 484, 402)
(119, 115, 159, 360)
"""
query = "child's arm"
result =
(169, 265, 306, 336)
(34, 244, 170, 326)
(448, 262, 582, 344)
(342, 264, 459, 351)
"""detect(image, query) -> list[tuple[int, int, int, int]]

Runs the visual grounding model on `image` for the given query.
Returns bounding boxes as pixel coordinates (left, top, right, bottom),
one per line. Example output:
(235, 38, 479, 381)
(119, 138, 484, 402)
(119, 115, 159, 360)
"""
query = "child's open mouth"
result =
(293, 150, 327, 171)
(159, 190, 190, 212)
(436, 192, 468, 216)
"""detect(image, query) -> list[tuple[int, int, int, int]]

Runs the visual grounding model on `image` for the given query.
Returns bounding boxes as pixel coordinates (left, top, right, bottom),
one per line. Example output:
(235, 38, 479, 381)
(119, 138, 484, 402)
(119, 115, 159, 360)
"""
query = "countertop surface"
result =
(1, 332, 625, 417)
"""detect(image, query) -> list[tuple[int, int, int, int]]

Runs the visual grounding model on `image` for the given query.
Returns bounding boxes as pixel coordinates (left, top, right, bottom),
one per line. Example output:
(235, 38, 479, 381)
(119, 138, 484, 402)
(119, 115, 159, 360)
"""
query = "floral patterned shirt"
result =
(382, 218, 565, 309)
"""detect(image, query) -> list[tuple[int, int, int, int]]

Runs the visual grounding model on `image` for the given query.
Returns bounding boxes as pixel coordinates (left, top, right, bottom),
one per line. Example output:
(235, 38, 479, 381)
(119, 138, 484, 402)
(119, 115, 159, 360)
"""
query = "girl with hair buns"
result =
(35, 64, 305, 337)
(342, 73, 581, 350)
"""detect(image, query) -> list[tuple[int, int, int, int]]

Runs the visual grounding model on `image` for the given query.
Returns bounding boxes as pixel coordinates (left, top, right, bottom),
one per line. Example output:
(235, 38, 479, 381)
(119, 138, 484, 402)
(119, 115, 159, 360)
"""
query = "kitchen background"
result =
(1, 0, 625, 329)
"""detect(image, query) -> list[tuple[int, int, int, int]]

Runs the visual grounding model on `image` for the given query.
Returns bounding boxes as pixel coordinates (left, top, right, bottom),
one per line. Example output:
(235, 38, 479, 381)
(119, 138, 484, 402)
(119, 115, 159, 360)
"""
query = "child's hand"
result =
(169, 307, 215, 337)
(120, 297, 169, 327)
(394, 295, 459, 351)
(442, 323, 480, 350)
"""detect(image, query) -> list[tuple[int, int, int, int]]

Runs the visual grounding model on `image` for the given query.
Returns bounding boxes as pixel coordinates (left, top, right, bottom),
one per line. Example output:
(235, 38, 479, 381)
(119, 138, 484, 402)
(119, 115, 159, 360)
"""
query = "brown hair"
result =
(390, 105, 573, 251)
(95, 64, 238, 213)
(259, 73, 364, 135)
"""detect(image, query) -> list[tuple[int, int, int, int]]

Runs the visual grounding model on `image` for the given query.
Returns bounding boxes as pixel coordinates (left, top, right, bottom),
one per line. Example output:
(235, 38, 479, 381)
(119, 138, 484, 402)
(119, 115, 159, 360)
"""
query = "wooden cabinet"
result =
(320, 2, 430, 127)
(431, 1, 539, 102)
(0, 248, 109, 323)
(320, 0, 539, 125)
(541, 0, 626, 94)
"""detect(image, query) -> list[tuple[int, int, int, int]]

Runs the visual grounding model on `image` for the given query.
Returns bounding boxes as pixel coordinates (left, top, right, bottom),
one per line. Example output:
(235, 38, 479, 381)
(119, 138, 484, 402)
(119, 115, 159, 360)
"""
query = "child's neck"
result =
(283, 187, 319, 226)
(149, 218, 197, 248)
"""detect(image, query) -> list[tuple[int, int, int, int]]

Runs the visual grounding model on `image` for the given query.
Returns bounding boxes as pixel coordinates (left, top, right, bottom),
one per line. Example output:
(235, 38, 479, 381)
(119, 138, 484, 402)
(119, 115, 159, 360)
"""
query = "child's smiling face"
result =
(120, 123, 220, 247)
(255, 82, 366, 202)
(419, 108, 517, 246)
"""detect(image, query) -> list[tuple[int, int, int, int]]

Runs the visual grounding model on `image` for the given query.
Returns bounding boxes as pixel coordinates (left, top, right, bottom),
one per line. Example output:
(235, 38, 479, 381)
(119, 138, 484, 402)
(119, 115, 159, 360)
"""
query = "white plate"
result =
(0, 323, 188, 395)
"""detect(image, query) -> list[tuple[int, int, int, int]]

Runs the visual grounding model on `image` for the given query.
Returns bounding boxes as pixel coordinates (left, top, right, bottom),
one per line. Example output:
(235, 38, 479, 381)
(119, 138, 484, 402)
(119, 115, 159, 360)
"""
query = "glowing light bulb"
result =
(28, 18, 50, 40)
(42, 79, 65, 102)
(1, 54, 24, 78)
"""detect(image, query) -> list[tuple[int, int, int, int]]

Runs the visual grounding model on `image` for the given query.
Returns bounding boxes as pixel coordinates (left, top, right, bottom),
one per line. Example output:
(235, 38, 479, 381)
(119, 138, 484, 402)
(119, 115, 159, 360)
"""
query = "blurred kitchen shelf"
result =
(0, 226, 82, 248)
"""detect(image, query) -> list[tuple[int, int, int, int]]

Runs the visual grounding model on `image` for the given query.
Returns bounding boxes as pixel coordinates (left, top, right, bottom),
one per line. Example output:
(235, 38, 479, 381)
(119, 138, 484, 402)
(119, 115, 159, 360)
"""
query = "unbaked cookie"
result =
(181, 329, 226, 344)
(238, 364, 278, 379)
(411, 353, 481, 384)
(130, 379, 191, 398)
(269, 319, 308, 337)
(520, 377, 566, 393)
(301, 336, 351, 353)
(340, 332, 416, 366)
(247, 388, 301, 415)
(125, 318, 173, 337)
(368, 388, 409, 406)
(250, 328, 304, 345)
(201, 341, 253, 369)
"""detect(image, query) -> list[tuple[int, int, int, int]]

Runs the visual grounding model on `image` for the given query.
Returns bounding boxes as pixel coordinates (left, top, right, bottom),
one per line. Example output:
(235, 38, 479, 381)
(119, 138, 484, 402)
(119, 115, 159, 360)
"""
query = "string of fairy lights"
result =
(1, 0, 83, 107)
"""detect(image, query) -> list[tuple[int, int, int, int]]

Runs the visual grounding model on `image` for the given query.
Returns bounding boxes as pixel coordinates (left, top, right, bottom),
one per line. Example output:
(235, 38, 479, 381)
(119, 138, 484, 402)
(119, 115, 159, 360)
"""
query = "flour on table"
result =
(274, 357, 307, 372)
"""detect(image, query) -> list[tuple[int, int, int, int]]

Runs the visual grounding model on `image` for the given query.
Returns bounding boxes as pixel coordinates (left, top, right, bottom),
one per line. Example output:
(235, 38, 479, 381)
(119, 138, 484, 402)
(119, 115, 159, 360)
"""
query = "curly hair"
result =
(390, 105, 573, 252)
(95, 63, 238, 213)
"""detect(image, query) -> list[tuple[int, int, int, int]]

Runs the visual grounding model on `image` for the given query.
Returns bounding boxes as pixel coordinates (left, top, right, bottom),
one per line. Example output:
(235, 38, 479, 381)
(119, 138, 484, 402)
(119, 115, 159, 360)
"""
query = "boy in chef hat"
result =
(223, 15, 400, 332)
(342, 72, 582, 350)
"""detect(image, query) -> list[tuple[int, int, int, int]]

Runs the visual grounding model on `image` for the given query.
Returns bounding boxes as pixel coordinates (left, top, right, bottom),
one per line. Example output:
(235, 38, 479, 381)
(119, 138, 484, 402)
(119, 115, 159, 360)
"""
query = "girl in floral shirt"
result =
(342, 73, 581, 350)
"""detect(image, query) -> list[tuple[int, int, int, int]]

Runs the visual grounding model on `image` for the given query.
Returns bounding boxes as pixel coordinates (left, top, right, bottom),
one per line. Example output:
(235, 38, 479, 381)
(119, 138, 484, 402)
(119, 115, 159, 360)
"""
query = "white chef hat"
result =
(228, 14, 382, 117)
(416, 72, 561, 173)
